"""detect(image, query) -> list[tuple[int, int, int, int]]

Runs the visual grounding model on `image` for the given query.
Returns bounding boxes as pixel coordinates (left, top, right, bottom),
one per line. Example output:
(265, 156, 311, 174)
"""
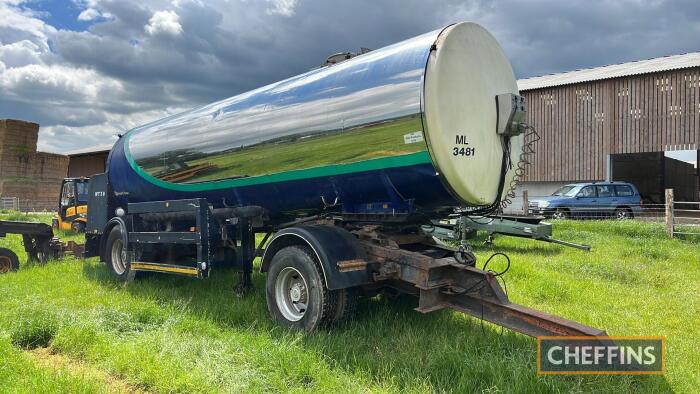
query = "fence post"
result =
(665, 189, 674, 237)
(522, 190, 529, 215)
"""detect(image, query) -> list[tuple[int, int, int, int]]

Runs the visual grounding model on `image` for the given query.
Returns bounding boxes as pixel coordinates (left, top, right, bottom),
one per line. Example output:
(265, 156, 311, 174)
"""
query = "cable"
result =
(460, 123, 540, 218)
(452, 252, 512, 297)
(475, 253, 510, 336)
(481, 252, 511, 277)
(466, 214, 496, 225)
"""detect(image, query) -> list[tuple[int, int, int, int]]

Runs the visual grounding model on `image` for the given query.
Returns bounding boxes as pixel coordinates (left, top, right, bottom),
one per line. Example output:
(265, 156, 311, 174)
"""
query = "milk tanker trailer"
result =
(84, 23, 605, 336)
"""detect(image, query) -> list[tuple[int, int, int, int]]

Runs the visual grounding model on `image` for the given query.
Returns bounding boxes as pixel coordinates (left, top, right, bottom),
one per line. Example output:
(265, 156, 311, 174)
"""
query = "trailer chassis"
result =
(95, 197, 605, 338)
(0, 220, 84, 272)
(352, 226, 604, 337)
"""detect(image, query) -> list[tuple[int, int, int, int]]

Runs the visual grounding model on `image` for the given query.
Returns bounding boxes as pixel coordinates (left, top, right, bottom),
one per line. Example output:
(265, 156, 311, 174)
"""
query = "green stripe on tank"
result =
(123, 135, 433, 192)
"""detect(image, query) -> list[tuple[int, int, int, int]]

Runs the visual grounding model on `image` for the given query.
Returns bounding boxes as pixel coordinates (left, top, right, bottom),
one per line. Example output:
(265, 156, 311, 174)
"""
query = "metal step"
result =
(130, 261, 206, 278)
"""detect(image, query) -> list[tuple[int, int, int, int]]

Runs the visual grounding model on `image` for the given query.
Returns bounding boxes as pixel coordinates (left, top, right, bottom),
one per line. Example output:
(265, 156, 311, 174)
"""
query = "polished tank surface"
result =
(125, 30, 436, 187)
(108, 22, 522, 221)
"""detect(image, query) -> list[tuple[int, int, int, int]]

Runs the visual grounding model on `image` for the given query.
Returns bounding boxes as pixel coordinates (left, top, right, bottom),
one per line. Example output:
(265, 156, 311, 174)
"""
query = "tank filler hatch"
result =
(322, 48, 372, 67)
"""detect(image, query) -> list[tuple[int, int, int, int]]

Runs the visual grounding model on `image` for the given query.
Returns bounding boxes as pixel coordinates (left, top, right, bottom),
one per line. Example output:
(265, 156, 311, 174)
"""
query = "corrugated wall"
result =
(522, 67, 700, 182)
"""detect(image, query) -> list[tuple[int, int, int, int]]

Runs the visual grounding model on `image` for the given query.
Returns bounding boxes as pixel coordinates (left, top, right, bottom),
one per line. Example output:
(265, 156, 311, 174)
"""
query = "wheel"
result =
(329, 287, 357, 325)
(0, 248, 20, 274)
(614, 207, 633, 220)
(266, 245, 352, 331)
(105, 226, 135, 282)
(71, 221, 86, 233)
(552, 208, 569, 219)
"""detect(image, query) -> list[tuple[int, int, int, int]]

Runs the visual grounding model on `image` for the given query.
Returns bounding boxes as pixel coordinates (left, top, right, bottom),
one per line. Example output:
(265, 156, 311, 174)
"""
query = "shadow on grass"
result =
(81, 262, 671, 392)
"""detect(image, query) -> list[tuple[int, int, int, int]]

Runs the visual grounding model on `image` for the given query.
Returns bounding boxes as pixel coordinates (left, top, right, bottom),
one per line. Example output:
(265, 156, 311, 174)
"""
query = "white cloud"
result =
(0, 63, 122, 102)
(145, 10, 183, 36)
(1, 0, 699, 154)
(78, 8, 101, 21)
(0, 40, 43, 67)
(0, 1, 56, 51)
(266, 0, 297, 16)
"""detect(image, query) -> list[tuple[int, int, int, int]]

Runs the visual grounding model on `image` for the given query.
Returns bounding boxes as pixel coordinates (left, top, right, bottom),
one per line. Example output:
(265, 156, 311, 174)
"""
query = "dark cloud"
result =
(0, 0, 699, 152)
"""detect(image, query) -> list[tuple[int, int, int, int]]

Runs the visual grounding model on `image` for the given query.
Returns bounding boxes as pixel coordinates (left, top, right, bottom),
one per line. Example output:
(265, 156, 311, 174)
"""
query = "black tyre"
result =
(615, 207, 633, 220)
(71, 221, 86, 233)
(105, 226, 135, 282)
(0, 248, 19, 274)
(266, 245, 347, 331)
(328, 287, 357, 326)
(552, 208, 569, 220)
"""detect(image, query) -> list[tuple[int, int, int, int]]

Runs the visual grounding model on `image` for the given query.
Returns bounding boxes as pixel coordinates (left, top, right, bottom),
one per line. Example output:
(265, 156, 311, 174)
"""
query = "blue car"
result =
(528, 182, 643, 219)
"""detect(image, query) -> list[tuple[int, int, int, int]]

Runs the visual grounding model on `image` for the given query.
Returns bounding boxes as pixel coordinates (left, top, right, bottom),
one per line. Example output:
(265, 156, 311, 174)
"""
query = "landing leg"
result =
(234, 269, 253, 296)
(233, 217, 255, 296)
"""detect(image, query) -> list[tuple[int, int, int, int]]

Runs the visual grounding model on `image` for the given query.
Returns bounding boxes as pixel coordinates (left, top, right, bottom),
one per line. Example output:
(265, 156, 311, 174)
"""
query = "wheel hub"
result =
(275, 267, 309, 322)
(111, 239, 127, 275)
(290, 284, 302, 302)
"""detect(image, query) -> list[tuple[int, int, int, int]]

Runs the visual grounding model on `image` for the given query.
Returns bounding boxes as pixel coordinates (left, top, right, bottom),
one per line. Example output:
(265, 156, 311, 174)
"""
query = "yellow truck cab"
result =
(54, 177, 89, 233)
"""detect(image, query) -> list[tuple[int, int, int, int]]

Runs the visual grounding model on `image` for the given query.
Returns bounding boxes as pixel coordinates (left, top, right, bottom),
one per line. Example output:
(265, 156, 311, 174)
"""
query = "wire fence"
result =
(527, 202, 665, 220)
(526, 189, 700, 238)
(0, 197, 19, 211)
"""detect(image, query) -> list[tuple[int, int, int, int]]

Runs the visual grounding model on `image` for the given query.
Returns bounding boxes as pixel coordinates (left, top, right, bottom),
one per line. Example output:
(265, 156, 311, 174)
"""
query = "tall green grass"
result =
(0, 213, 697, 392)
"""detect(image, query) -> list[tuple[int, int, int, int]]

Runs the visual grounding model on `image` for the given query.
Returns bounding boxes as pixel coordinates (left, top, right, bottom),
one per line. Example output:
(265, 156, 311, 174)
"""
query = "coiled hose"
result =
(499, 124, 541, 210)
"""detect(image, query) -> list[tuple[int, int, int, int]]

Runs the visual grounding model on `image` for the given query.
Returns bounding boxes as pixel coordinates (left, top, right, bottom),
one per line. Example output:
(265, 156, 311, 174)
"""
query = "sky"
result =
(1, 0, 700, 156)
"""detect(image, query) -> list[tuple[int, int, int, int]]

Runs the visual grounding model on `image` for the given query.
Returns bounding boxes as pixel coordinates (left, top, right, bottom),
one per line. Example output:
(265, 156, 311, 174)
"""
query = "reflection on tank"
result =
(138, 115, 424, 183)
(126, 29, 437, 185)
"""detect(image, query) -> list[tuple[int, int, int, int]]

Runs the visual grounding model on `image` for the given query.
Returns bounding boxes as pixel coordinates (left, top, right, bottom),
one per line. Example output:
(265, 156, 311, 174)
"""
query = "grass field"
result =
(0, 212, 698, 393)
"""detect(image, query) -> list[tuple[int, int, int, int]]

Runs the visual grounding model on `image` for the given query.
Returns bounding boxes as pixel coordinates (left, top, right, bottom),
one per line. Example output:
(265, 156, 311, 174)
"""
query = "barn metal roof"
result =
(65, 143, 113, 156)
(517, 52, 700, 91)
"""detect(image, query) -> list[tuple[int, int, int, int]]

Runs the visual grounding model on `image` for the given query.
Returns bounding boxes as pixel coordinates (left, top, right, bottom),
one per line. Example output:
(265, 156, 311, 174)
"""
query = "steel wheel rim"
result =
(616, 210, 628, 220)
(553, 211, 566, 219)
(111, 239, 127, 274)
(0, 256, 11, 273)
(275, 266, 309, 322)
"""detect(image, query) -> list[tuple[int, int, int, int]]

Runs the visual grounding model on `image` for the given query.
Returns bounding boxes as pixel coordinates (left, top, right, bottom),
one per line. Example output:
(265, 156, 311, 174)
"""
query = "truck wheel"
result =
(266, 245, 336, 331)
(329, 287, 357, 325)
(0, 248, 19, 274)
(105, 226, 135, 282)
(71, 221, 86, 233)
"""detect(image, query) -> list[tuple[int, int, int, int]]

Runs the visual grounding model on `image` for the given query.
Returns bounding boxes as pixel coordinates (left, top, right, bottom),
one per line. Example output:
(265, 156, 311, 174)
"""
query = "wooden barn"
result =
(512, 52, 700, 209)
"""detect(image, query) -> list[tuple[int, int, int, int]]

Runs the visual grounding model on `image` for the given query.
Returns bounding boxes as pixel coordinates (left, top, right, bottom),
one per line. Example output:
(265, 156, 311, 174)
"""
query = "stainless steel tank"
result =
(107, 22, 523, 220)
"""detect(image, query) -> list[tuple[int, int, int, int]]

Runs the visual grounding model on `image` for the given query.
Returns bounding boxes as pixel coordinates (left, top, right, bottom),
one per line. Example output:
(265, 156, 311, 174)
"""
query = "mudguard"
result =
(261, 225, 369, 290)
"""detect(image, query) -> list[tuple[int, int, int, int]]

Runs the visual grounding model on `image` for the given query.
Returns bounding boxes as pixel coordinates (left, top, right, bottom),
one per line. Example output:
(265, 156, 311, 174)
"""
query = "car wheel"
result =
(615, 207, 633, 220)
(552, 208, 569, 219)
